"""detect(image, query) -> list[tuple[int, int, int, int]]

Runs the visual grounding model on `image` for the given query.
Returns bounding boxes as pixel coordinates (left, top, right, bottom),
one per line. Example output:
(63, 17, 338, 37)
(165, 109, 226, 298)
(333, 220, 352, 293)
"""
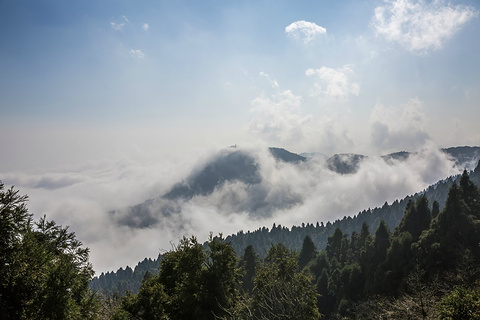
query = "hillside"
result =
(111, 146, 480, 230)
(99, 168, 480, 319)
(90, 158, 480, 295)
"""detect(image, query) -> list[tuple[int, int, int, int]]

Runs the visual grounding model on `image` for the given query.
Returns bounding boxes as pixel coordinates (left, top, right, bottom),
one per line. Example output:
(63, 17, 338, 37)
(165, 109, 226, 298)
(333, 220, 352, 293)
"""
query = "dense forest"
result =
(2, 163, 480, 318)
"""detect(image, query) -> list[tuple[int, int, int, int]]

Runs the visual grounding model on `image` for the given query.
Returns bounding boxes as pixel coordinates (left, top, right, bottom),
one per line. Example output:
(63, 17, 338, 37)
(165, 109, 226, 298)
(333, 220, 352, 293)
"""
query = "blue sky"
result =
(2, 0, 480, 272)
(1, 0, 480, 168)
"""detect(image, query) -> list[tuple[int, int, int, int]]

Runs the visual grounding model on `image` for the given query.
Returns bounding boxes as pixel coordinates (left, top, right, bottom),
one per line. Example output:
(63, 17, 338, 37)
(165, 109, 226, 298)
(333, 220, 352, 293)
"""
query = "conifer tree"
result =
(240, 245, 259, 294)
(299, 235, 318, 270)
(0, 182, 97, 319)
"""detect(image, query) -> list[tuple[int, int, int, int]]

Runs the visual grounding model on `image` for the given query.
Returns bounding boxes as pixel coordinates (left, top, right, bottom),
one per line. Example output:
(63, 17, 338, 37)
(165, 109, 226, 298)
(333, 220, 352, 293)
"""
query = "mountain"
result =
(112, 147, 307, 228)
(381, 151, 411, 164)
(164, 149, 261, 200)
(326, 153, 366, 174)
(268, 147, 306, 163)
(327, 146, 480, 175)
(112, 146, 480, 228)
(92, 157, 480, 296)
(443, 146, 480, 167)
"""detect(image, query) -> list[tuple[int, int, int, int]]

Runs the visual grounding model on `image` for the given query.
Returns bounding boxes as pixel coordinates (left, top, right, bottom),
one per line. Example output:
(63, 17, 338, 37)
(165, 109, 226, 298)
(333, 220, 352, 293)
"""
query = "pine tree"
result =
(299, 235, 318, 270)
(240, 245, 258, 294)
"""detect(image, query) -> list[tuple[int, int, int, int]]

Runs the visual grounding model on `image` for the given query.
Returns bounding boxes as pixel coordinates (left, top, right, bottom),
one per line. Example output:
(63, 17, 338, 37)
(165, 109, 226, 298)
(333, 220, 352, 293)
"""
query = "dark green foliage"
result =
(439, 284, 480, 320)
(113, 276, 168, 320)
(432, 200, 440, 218)
(251, 243, 321, 320)
(397, 196, 431, 241)
(116, 235, 241, 320)
(101, 162, 480, 319)
(0, 182, 97, 319)
(299, 235, 318, 270)
(203, 234, 241, 317)
(239, 245, 259, 294)
(91, 256, 161, 295)
(96, 166, 480, 297)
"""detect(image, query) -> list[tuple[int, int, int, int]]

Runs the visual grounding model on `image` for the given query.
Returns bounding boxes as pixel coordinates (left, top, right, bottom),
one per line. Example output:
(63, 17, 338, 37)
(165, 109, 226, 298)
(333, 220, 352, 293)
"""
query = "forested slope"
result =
(109, 169, 480, 319)
(91, 161, 480, 296)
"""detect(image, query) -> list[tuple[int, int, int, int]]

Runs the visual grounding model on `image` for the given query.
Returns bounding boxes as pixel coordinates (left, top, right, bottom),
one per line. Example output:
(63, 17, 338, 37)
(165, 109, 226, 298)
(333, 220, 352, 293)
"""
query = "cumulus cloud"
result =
(373, 0, 478, 53)
(285, 20, 327, 44)
(370, 98, 430, 152)
(306, 65, 360, 101)
(316, 117, 355, 155)
(129, 49, 145, 59)
(248, 90, 312, 146)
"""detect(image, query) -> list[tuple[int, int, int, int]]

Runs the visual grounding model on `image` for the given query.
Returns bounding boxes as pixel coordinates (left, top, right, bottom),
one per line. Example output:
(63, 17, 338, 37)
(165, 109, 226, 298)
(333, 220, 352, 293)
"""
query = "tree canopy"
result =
(0, 181, 97, 319)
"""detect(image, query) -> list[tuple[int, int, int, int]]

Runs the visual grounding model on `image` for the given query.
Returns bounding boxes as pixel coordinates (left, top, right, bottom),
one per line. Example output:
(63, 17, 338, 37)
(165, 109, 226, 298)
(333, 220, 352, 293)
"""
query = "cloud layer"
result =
(3, 139, 472, 273)
(285, 20, 327, 44)
(306, 66, 360, 101)
(371, 98, 430, 152)
(248, 90, 312, 146)
(373, 0, 478, 53)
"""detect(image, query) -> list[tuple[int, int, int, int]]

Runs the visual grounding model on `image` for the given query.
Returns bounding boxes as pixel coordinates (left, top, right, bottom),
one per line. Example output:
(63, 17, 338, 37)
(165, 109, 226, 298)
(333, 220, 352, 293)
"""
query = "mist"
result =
(1, 134, 471, 274)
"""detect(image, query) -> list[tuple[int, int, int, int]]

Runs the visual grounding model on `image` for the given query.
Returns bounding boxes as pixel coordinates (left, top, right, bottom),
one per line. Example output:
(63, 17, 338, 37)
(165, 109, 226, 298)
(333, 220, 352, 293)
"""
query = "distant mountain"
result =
(164, 149, 261, 200)
(443, 146, 480, 168)
(326, 153, 366, 174)
(112, 147, 306, 228)
(268, 147, 306, 163)
(93, 159, 480, 296)
(112, 146, 480, 228)
(326, 146, 480, 175)
(382, 151, 411, 164)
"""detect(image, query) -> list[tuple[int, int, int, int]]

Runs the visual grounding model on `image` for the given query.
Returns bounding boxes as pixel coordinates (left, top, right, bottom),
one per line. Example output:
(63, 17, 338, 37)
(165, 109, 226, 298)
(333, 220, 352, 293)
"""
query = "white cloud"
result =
(129, 49, 145, 59)
(306, 65, 360, 101)
(110, 22, 125, 31)
(259, 71, 279, 88)
(4, 141, 464, 273)
(373, 0, 478, 53)
(285, 20, 327, 44)
(249, 90, 312, 146)
(143, 23, 149, 31)
(370, 98, 430, 152)
(110, 15, 130, 31)
(316, 116, 355, 155)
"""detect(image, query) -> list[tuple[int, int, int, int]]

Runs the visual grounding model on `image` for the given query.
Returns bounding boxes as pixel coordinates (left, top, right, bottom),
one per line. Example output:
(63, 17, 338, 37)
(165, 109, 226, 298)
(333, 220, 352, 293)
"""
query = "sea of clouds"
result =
(1, 137, 471, 273)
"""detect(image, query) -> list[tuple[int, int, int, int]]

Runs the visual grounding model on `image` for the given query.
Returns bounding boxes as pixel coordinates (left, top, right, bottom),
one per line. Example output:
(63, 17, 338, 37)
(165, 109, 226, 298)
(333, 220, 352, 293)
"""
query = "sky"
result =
(1, 0, 480, 273)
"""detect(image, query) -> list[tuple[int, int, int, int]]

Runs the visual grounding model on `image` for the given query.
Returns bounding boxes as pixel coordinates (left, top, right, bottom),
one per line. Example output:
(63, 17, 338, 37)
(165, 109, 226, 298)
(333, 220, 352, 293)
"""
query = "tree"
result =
(113, 275, 168, 320)
(432, 200, 440, 219)
(439, 285, 480, 320)
(251, 243, 322, 319)
(157, 236, 206, 319)
(121, 234, 242, 320)
(397, 196, 431, 241)
(240, 245, 259, 294)
(299, 235, 318, 270)
(460, 169, 480, 217)
(326, 228, 346, 263)
(0, 182, 97, 319)
(202, 234, 241, 318)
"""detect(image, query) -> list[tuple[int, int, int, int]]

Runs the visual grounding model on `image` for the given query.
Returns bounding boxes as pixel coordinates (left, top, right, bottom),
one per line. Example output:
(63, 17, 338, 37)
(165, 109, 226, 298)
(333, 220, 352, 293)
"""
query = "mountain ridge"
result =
(92, 145, 480, 295)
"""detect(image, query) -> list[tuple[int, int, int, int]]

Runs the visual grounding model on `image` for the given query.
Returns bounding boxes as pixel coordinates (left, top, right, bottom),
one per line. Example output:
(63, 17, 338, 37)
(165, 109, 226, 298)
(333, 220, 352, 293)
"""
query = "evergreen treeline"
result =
(90, 257, 161, 295)
(107, 169, 480, 319)
(3, 164, 480, 318)
(92, 162, 480, 296)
